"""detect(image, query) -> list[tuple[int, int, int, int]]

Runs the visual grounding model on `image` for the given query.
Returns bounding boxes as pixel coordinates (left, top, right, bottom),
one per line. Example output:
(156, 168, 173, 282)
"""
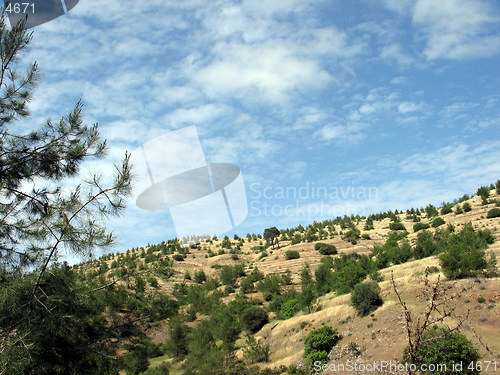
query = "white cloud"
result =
(413, 0, 500, 59)
(397, 101, 423, 114)
(193, 42, 332, 103)
(313, 122, 367, 143)
(399, 141, 500, 189)
(380, 43, 416, 65)
(162, 104, 231, 128)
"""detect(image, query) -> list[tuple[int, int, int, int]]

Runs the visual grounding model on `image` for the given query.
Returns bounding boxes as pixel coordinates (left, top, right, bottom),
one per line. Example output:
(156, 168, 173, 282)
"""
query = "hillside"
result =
(77, 185, 500, 375)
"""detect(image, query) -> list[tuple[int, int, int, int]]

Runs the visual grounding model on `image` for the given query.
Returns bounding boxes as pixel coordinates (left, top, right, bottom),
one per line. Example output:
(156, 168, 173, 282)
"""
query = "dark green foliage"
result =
(240, 277, 255, 294)
(285, 250, 300, 260)
(413, 222, 430, 232)
(440, 204, 453, 215)
(363, 219, 374, 230)
(256, 274, 284, 300)
(172, 254, 184, 261)
(263, 227, 280, 248)
(144, 294, 179, 322)
(414, 231, 440, 259)
(303, 326, 342, 368)
(222, 236, 232, 249)
(194, 269, 207, 283)
(162, 318, 191, 359)
(389, 222, 406, 231)
(220, 264, 246, 287)
(241, 306, 269, 333)
(496, 180, 500, 194)
(455, 205, 463, 214)
(439, 224, 490, 279)
(314, 262, 333, 295)
(279, 299, 301, 319)
(350, 281, 383, 316)
(372, 237, 412, 267)
(431, 217, 446, 228)
(0, 265, 118, 374)
(140, 363, 170, 375)
(342, 228, 361, 244)
(425, 204, 439, 218)
(148, 277, 159, 288)
(242, 333, 270, 364)
(462, 202, 472, 212)
(0, 16, 132, 373)
(486, 208, 500, 218)
(314, 243, 337, 255)
(330, 254, 377, 295)
(477, 186, 490, 203)
(404, 326, 480, 375)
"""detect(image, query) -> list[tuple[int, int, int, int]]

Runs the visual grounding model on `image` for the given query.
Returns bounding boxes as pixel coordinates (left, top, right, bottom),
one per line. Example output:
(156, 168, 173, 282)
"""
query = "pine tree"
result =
(0, 14, 131, 373)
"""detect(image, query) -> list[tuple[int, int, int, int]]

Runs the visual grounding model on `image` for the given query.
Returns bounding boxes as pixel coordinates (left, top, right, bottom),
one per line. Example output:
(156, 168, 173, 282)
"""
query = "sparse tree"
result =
(263, 226, 280, 249)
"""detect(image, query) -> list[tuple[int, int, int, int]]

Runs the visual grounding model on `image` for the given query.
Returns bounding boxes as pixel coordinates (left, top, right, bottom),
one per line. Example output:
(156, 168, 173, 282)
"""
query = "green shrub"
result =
(440, 205, 453, 215)
(148, 277, 158, 288)
(350, 281, 383, 316)
(431, 217, 446, 228)
(404, 326, 480, 374)
(304, 326, 342, 368)
(486, 208, 500, 218)
(256, 274, 283, 300)
(389, 222, 406, 231)
(279, 299, 301, 319)
(439, 224, 489, 279)
(240, 277, 255, 294)
(241, 306, 269, 333)
(477, 186, 490, 201)
(462, 202, 472, 212)
(285, 250, 300, 260)
(193, 270, 206, 283)
(172, 254, 184, 261)
(413, 222, 430, 232)
(314, 243, 338, 255)
(414, 231, 439, 259)
(242, 333, 270, 364)
(219, 264, 245, 286)
(425, 205, 439, 218)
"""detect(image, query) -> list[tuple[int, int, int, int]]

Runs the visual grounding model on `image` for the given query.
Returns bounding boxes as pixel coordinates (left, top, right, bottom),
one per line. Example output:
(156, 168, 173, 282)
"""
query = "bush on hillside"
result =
(172, 254, 184, 261)
(439, 224, 490, 279)
(350, 281, 383, 316)
(389, 222, 406, 231)
(413, 222, 430, 232)
(440, 204, 453, 215)
(285, 250, 300, 260)
(462, 202, 472, 212)
(404, 326, 480, 375)
(314, 243, 338, 255)
(486, 208, 500, 218)
(431, 217, 446, 228)
(241, 306, 269, 333)
(279, 299, 301, 319)
(304, 326, 342, 368)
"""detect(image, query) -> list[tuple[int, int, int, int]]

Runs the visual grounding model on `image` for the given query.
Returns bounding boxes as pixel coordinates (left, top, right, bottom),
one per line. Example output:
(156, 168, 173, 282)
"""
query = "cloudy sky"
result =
(15, 0, 500, 255)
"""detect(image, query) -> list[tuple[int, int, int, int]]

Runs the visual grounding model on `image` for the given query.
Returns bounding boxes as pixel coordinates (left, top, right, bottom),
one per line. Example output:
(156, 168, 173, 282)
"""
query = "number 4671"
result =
(5, 2, 36, 14)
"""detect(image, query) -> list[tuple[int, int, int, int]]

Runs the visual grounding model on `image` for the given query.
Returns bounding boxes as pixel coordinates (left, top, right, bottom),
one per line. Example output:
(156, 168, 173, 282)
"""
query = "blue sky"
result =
(18, 0, 500, 257)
